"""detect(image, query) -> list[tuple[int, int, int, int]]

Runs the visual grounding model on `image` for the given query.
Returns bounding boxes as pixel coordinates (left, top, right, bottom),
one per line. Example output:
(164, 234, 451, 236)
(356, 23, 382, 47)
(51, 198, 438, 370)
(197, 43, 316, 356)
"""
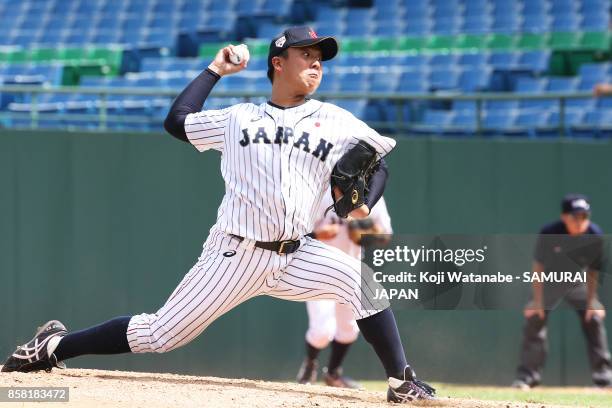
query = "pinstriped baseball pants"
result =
(127, 227, 388, 353)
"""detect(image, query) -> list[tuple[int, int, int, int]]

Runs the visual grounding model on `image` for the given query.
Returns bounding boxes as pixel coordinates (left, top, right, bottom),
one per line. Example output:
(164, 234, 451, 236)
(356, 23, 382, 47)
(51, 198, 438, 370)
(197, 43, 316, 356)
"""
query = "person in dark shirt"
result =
(512, 194, 612, 389)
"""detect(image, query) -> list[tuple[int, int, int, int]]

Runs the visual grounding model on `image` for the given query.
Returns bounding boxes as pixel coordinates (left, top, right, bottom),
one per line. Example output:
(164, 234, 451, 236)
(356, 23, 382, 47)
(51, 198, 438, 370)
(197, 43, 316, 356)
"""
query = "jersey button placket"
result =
(279, 112, 294, 237)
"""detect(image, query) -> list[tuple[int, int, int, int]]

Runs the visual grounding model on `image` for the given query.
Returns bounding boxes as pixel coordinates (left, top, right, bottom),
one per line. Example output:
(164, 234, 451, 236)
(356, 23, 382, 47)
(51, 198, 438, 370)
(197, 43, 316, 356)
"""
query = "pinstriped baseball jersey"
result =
(184, 99, 396, 242)
(125, 98, 392, 355)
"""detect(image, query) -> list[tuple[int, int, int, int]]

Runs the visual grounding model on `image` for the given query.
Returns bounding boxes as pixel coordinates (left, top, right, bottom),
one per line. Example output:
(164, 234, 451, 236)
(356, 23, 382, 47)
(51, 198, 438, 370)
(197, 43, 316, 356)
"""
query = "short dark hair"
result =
(267, 49, 289, 83)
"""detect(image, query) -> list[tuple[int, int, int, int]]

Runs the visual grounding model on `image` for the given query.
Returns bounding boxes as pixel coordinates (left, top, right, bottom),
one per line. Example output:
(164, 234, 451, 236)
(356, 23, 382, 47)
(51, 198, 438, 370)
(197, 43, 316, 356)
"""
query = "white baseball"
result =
(229, 45, 247, 65)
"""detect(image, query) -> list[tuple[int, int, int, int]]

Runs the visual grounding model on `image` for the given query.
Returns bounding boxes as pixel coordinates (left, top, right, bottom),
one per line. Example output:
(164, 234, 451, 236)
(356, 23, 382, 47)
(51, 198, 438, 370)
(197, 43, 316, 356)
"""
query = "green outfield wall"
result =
(1, 130, 611, 385)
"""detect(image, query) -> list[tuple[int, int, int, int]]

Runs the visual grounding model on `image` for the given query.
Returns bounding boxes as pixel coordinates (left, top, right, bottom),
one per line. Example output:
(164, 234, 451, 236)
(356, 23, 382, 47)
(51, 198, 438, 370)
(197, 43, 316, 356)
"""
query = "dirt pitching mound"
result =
(0, 367, 565, 408)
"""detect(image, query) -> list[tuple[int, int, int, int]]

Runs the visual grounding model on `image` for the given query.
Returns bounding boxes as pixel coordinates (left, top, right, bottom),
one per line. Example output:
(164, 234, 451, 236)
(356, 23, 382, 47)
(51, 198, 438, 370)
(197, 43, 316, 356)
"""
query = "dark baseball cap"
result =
(561, 194, 591, 214)
(267, 26, 338, 81)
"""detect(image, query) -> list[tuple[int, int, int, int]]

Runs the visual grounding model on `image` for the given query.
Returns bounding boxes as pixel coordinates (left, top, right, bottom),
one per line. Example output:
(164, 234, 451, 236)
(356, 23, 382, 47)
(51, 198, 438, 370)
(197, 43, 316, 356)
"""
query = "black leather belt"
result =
(230, 234, 300, 254)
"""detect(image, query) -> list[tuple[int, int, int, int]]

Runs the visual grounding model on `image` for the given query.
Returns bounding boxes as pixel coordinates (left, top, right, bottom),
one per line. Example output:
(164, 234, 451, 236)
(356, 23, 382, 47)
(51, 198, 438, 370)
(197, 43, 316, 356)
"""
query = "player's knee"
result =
(127, 313, 179, 354)
(335, 321, 359, 344)
(306, 325, 335, 349)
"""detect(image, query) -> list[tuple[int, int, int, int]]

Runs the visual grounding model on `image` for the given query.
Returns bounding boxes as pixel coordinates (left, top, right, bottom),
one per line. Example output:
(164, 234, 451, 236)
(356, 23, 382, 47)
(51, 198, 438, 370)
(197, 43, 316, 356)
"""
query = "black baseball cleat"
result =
(387, 365, 436, 403)
(296, 358, 318, 384)
(1, 320, 67, 373)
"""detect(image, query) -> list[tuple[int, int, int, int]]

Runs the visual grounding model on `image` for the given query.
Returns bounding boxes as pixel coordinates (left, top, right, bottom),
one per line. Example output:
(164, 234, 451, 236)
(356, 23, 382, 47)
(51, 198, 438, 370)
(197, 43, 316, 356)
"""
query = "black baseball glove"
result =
(327, 140, 379, 218)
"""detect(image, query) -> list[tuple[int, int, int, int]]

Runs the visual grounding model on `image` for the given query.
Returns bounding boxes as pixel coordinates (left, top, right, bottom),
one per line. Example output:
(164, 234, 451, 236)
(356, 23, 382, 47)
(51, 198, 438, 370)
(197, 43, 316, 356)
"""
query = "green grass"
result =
(361, 381, 612, 407)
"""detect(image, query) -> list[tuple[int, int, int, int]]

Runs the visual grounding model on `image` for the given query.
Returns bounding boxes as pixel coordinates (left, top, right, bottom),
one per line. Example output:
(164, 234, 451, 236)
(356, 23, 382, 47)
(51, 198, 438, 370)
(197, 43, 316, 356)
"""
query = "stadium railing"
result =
(0, 84, 609, 137)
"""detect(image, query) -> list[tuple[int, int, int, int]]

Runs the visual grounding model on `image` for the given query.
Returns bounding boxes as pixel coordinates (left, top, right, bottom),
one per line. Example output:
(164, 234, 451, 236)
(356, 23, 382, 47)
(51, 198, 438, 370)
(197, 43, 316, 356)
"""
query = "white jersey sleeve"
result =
(369, 196, 392, 234)
(351, 118, 396, 158)
(184, 106, 233, 153)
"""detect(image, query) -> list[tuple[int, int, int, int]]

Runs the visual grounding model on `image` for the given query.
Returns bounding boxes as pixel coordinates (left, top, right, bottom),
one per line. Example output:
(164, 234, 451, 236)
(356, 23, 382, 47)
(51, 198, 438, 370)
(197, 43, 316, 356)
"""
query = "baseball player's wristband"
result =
(164, 68, 221, 142)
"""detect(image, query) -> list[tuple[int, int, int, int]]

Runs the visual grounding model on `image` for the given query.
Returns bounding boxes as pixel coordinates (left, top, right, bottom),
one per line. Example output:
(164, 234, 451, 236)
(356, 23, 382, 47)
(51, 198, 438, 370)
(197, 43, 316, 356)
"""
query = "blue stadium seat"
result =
(15, 34, 36, 47)
(370, 72, 399, 93)
(374, 0, 401, 13)
(399, 55, 430, 69)
(518, 51, 550, 73)
(260, 0, 292, 17)
(453, 99, 477, 113)
(316, 6, 345, 24)
(485, 100, 519, 111)
(37, 30, 64, 46)
(458, 67, 491, 92)
(398, 71, 429, 88)
(253, 77, 269, 90)
(586, 109, 612, 126)
(104, 0, 127, 14)
(516, 79, 557, 110)
(546, 77, 578, 92)
(448, 110, 477, 135)
(483, 110, 517, 134)
(458, 53, 488, 67)
(327, 99, 367, 119)
(121, 16, 147, 31)
(462, 15, 492, 34)
(91, 31, 120, 44)
(95, 16, 121, 31)
(402, 21, 432, 36)
(43, 16, 69, 32)
(258, 23, 284, 40)
(577, 77, 601, 92)
(432, 17, 462, 35)
(376, 55, 404, 66)
(64, 30, 90, 45)
(74, 1, 98, 14)
(598, 97, 612, 109)
(344, 24, 374, 37)
(248, 58, 268, 71)
(572, 109, 612, 138)
(551, 15, 580, 31)
(19, 14, 43, 31)
(514, 77, 547, 107)
(153, 1, 175, 14)
(374, 23, 404, 37)
(548, 109, 585, 127)
(511, 110, 549, 137)
(429, 68, 460, 90)
(489, 52, 519, 69)
(203, 13, 237, 31)
(149, 17, 176, 30)
(578, 63, 610, 81)
(515, 109, 550, 128)
(492, 12, 520, 27)
(236, 0, 261, 14)
(178, 14, 202, 31)
(521, 15, 551, 33)
(550, 0, 578, 14)
(397, 77, 428, 93)
(430, 54, 459, 68)
(522, 0, 549, 15)
(315, 73, 340, 93)
(422, 109, 454, 128)
(566, 97, 595, 111)
(167, 76, 190, 90)
(346, 8, 375, 25)
(50, 0, 75, 14)
(341, 55, 373, 67)
(339, 73, 369, 92)
(581, 13, 610, 31)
